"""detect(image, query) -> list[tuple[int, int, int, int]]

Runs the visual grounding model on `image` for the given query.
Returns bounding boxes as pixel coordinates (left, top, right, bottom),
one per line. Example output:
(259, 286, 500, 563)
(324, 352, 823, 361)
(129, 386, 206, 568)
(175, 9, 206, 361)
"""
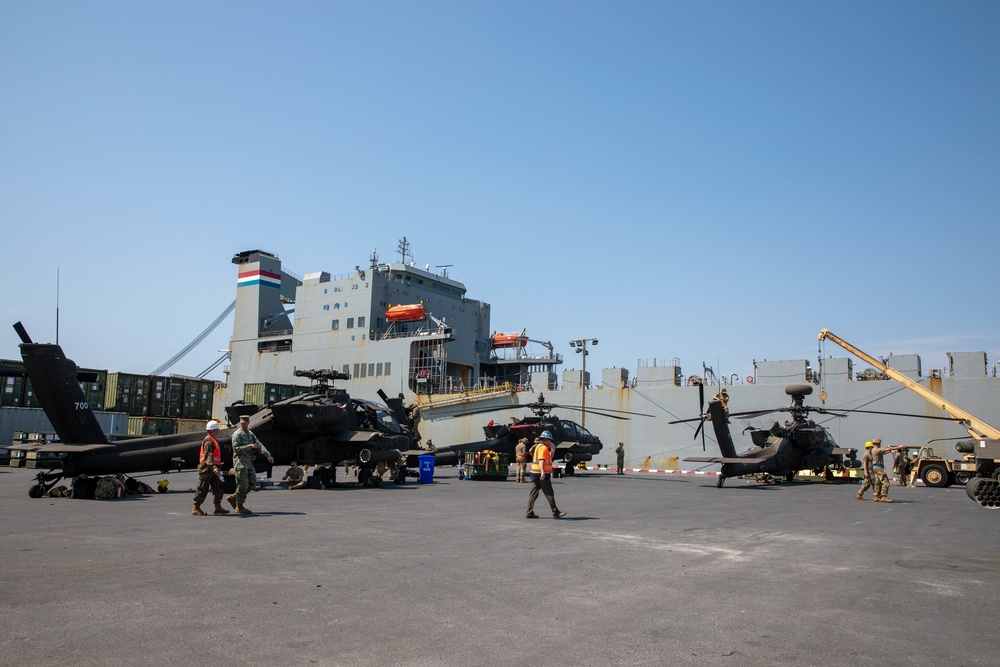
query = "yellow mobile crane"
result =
(817, 329, 1000, 486)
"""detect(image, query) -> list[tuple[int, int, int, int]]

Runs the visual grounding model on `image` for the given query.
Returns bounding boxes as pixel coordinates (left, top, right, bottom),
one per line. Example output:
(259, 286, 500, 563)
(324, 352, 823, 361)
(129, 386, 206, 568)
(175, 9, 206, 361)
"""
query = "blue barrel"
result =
(418, 454, 435, 484)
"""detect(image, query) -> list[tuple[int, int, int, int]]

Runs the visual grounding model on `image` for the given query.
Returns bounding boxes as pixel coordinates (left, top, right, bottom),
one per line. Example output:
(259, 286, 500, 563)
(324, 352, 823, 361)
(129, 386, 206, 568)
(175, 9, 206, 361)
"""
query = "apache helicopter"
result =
(419, 393, 651, 476)
(672, 383, 957, 488)
(11, 322, 414, 497)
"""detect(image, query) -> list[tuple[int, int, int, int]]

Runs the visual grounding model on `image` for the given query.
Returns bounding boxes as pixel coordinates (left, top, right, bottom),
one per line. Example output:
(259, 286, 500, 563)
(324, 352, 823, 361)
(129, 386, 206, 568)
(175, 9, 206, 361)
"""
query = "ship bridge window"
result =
(347, 318, 354, 329)
(331, 320, 339, 330)
(358, 316, 365, 328)
(377, 362, 383, 376)
(342, 364, 350, 376)
(385, 362, 391, 376)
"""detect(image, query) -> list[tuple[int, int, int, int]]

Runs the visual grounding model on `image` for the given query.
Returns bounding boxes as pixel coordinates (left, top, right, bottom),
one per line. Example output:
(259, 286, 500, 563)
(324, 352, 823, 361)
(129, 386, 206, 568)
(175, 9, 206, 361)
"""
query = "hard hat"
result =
(864, 441, 874, 448)
(206, 420, 220, 431)
(539, 430, 554, 440)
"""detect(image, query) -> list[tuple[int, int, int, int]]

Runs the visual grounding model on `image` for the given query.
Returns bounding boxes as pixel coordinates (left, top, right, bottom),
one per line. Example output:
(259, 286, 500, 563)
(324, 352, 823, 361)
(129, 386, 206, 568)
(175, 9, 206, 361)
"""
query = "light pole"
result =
(568, 338, 598, 430)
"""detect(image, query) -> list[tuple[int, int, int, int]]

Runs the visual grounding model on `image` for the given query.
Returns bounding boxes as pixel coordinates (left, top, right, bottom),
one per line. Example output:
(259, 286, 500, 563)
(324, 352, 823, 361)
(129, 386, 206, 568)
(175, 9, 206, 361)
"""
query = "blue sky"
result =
(2, 1, 998, 384)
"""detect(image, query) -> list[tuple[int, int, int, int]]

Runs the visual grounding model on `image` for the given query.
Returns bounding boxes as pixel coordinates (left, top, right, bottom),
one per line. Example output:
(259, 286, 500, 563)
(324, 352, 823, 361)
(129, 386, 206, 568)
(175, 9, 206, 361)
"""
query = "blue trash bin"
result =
(418, 454, 435, 484)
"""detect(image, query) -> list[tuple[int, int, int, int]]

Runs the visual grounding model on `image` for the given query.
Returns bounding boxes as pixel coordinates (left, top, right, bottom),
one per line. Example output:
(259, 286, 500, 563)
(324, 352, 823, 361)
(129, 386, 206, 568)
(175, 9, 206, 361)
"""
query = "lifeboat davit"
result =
(385, 304, 426, 323)
(491, 332, 528, 349)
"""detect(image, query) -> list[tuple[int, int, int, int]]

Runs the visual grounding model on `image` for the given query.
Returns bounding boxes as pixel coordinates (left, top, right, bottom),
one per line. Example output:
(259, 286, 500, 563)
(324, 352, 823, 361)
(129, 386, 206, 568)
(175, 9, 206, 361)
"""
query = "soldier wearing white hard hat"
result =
(192, 419, 229, 516)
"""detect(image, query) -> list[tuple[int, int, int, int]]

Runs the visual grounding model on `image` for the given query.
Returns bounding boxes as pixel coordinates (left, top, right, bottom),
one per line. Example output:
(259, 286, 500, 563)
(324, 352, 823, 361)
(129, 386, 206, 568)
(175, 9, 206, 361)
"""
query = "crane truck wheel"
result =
(991, 469, 1000, 482)
(921, 463, 949, 488)
(954, 472, 973, 485)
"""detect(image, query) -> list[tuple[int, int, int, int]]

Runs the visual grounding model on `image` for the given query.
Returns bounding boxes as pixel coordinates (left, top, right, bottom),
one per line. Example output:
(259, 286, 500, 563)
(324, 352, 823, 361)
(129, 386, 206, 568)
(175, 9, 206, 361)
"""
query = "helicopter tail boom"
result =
(707, 400, 739, 459)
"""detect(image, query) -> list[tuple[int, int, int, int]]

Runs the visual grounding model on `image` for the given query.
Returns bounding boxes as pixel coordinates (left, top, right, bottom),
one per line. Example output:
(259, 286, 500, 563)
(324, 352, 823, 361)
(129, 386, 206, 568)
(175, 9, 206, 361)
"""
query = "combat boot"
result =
(236, 505, 252, 515)
(226, 494, 237, 509)
(213, 503, 230, 515)
(192, 505, 207, 516)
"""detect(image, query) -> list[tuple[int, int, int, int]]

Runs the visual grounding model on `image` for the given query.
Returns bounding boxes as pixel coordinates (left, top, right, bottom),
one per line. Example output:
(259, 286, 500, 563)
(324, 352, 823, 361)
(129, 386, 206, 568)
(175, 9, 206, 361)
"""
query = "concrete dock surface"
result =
(1, 466, 997, 667)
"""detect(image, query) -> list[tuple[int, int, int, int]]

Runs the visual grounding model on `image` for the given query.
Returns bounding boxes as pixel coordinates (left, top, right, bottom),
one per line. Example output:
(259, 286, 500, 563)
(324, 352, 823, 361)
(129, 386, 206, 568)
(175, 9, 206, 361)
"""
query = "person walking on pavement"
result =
(193, 420, 229, 516)
(515, 437, 529, 483)
(856, 441, 876, 501)
(228, 415, 273, 514)
(615, 442, 626, 474)
(526, 431, 567, 519)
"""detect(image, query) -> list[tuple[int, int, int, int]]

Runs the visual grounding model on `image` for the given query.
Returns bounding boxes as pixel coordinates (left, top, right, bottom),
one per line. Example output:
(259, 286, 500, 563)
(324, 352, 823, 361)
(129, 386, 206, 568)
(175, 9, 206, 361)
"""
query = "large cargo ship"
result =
(219, 248, 1000, 470)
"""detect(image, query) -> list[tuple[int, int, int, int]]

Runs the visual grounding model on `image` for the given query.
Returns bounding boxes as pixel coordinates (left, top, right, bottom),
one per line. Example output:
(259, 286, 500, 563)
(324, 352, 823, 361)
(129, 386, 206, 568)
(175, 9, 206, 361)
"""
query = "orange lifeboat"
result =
(491, 331, 528, 349)
(385, 304, 426, 323)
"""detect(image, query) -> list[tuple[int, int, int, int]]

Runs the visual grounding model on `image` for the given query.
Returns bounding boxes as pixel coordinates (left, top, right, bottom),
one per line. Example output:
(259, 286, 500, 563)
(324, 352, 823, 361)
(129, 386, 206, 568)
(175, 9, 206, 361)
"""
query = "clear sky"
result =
(2, 1, 998, 384)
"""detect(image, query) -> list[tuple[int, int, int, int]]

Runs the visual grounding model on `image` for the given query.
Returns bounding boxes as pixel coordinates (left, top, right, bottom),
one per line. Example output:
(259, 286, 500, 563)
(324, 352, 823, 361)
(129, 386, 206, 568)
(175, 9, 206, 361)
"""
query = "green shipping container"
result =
(243, 382, 311, 407)
(182, 378, 215, 420)
(127, 416, 178, 437)
(77, 368, 107, 411)
(1, 375, 26, 407)
(22, 378, 43, 408)
(149, 376, 185, 417)
(106, 373, 153, 416)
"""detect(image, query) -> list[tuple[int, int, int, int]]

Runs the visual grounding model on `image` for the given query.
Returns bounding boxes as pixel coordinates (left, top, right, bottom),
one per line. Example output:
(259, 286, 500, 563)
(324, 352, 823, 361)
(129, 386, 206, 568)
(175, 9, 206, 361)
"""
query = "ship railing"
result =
(259, 328, 294, 338)
(418, 382, 516, 408)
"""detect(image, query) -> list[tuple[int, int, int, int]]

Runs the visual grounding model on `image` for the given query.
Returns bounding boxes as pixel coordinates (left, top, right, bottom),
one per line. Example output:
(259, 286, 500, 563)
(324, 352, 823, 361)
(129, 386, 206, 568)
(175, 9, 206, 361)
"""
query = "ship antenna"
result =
(370, 248, 379, 270)
(396, 236, 413, 265)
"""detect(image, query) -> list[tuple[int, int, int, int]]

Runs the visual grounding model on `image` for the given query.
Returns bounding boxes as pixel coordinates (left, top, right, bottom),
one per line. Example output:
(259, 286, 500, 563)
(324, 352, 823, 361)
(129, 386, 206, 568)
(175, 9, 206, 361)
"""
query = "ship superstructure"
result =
(220, 249, 561, 411)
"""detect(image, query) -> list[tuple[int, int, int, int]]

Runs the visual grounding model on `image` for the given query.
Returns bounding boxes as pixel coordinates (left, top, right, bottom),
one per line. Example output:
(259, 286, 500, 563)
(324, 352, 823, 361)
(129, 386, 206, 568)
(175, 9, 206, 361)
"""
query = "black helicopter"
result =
(419, 393, 650, 476)
(673, 383, 958, 488)
(11, 322, 415, 497)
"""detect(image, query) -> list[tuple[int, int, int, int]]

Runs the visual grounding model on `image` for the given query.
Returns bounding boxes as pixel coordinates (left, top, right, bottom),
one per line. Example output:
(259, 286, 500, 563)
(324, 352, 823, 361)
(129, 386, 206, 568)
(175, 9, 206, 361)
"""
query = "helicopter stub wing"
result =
(9, 442, 118, 454)
(830, 448, 857, 456)
(684, 456, 768, 464)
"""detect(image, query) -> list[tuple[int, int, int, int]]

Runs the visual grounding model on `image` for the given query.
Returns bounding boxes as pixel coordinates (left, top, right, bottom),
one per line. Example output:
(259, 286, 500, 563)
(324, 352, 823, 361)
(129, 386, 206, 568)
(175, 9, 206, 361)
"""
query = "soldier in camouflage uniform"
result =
(869, 437, 906, 502)
(193, 420, 229, 515)
(227, 415, 273, 514)
(856, 441, 875, 500)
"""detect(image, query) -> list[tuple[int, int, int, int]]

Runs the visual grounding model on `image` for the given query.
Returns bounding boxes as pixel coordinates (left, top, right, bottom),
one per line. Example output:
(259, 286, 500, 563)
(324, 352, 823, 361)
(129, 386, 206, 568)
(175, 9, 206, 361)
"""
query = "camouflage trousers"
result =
(857, 474, 874, 497)
(872, 467, 889, 498)
(234, 466, 258, 506)
(516, 461, 527, 482)
(193, 471, 223, 506)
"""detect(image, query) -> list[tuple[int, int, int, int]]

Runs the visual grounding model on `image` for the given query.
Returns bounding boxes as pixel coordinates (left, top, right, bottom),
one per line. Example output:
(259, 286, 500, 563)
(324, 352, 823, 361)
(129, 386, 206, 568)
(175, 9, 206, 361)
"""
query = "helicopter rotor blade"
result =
(698, 384, 706, 451)
(669, 416, 708, 424)
(825, 408, 962, 421)
(728, 409, 779, 420)
(549, 403, 655, 418)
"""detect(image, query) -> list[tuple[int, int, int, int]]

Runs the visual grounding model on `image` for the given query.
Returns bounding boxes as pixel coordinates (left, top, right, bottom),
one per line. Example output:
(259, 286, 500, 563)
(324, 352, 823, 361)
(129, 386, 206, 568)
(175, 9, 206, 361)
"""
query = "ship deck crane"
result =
(817, 328, 1000, 440)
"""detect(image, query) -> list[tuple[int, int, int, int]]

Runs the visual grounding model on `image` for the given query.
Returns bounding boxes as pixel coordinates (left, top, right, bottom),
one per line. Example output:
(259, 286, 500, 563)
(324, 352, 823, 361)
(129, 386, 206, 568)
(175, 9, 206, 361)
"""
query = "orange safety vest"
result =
(530, 443, 553, 475)
(200, 436, 221, 465)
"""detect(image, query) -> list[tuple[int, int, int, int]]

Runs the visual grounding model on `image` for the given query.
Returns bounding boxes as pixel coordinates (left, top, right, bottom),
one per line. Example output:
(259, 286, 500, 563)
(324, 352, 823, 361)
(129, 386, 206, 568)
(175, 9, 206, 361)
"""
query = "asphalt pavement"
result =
(1, 466, 997, 667)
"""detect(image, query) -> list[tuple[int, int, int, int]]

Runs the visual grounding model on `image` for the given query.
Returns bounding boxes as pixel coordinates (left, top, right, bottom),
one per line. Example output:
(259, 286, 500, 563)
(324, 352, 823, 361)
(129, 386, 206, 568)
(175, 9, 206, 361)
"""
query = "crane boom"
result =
(817, 328, 1000, 440)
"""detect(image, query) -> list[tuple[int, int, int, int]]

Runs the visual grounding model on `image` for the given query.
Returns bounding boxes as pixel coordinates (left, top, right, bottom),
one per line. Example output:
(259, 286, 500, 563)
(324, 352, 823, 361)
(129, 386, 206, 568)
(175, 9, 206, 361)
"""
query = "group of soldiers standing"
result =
(856, 437, 913, 503)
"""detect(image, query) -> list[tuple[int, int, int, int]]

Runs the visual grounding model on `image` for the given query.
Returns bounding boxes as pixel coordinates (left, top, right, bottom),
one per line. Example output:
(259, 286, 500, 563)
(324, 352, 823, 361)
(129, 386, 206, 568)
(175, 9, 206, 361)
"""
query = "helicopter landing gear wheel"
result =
(716, 476, 726, 488)
(28, 484, 44, 498)
(785, 473, 795, 483)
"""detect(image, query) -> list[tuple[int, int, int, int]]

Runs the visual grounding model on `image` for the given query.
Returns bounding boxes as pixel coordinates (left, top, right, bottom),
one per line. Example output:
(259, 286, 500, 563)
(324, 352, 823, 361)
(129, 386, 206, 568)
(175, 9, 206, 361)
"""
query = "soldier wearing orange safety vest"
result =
(525, 431, 567, 519)
(192, 420, 229, 516)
